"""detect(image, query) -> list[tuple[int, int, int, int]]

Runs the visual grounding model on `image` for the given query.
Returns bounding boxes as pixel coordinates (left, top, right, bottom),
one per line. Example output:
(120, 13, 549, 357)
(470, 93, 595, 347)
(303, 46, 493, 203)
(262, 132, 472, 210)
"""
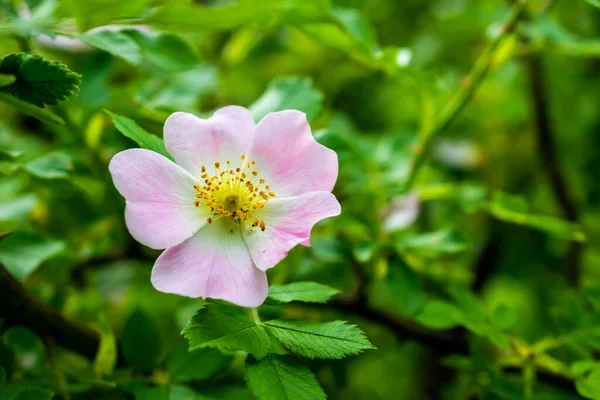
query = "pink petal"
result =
(151, 220, 268, 307)
(243, 191, 341, 271)
(250, 111, 338, 197)
(163, 106, 255, 178)
(109, 148, 207, 250)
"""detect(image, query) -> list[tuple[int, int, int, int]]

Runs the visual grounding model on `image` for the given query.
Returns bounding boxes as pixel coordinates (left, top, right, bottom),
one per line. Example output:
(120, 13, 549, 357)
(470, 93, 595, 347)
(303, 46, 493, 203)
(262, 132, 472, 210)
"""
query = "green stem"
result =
(403, 0, 528, 191)
(251, 308, 261, 324)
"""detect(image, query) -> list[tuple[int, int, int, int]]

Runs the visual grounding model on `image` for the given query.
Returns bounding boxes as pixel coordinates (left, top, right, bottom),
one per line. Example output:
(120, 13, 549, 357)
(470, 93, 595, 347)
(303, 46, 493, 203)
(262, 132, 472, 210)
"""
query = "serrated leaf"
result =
(182, 302, 271, 359)
(25, 151, 74, 179)
(0, 93, 65, 125)
(245, 354, 326, 400)
(0, 232, 65, 280)
(121, 308, 164, 372)
(250, 77, 324, 122)
(267, 282, 340, 304)
(167, 344, 231, 383)
(9, 388, 54, 400)
(80, 29, 142, 65)
(264, 319, 374, 359)
(0, 53, 81, 107)
(105, 110, 171, 158)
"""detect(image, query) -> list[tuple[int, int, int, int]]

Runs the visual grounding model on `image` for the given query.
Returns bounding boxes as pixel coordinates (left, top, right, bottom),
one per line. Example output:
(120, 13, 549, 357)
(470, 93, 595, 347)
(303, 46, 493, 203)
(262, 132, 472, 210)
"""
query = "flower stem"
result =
(403, 0, 528, 191)
(251, 308, 261, 324)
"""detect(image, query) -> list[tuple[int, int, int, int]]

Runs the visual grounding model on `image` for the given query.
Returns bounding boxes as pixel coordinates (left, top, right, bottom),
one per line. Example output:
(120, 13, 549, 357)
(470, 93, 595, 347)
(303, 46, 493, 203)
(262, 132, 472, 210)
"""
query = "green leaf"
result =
(245, 354, 326, 400)
(249, 77, 324, 122)
(0, 74, 15, 87)
(586, 0, 600, 9)
(487, 190, 586, 242)
(80, 29, 143, 65)
(330, 8, 379, 54)
(0, 232, 65, 280)
(491, 305, 517, 330)
(0, 365, 5, 385)
(93, 326, 117, 377)
(0, 53, 81, 107)
(264, 319, 374, 359)
(105, 110, 171, 158)
(121, 308, 164, 372)
(415, 300, 461, 329)
(124, 30, 200, 72)
(124, 383, 198, 400)
(182, 302, 271, 359)
(0, 93, 65, 125)
(576, 366, 600, 399)
(25, 151, 74, 179)
(167, 344, 231, 383)
(267, 282, 340, 304)
(386, 259, 425, 317)
(9, 388, 54, 400)
(398, 229, 471, 257)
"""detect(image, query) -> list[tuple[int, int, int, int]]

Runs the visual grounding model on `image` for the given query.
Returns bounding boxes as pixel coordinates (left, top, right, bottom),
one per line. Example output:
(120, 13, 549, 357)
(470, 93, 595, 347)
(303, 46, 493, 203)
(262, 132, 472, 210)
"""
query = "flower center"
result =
(193, 154, 275, 231)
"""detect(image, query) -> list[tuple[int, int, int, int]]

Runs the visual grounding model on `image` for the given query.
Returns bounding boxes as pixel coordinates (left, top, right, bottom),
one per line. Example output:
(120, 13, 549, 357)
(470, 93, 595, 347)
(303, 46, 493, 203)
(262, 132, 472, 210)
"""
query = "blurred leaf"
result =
(249, 77, 324, 122)
(0, 365, 5, 385)
(93, 326, 117, 377)
(330, 8, 379, 53)
(386, 259, 425, 316)
(398, 229, 470, 257)
(0, 93, 65, 125)
(124, 382, 198, 400)
(0, 74, 15, 87)
(182, 302, 270, 359)
(0, 53, 81, 107)
(25, 151, 74, 180)
(8, 388, 54, 400)
(586, 0, 600, 9)
(167, 344, 231, 383)
(416, 300, 461, 329)
(105, 110, 171, 158)
(488, 191, 586, 242)
(264, 320, 374, 359)
(267, 282, 340, 304)
(80, 29, 143, 65)
(491, 305, 517, 330)
(245, 354, 326, 400)
(576, 366, 600, 399)
(125, 30, 199, 72)
(0, 232, 65, 280)
(121, 308, 164, 372)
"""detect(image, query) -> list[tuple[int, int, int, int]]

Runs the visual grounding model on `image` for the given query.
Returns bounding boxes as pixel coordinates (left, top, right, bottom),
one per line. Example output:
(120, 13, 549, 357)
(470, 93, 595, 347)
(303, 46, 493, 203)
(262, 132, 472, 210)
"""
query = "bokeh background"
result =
(1, 0, 600, 399)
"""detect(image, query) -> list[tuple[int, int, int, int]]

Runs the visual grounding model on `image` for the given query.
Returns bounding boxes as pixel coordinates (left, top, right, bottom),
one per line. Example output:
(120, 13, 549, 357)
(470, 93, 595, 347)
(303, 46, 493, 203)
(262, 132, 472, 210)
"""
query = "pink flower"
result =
(109, 106, 340, 307)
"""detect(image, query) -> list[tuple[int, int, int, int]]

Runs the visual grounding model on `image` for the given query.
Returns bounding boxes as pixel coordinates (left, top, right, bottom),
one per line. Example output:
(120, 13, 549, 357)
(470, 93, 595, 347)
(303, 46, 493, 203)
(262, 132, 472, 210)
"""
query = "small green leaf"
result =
(0, 74, 16, 88)
(25, 151, 74, 179)
(416, 300, 461, 329)
(80, 29, 142, 65)
(105, 110, 171, 158)
(576, 366, 600, 399)
(121, 308, 164, 372)
(249, 77, 324, 122)
(490, 305, 517, 330)
(9, 388, 54, 400)
(245, 354, 326, 400)
(398, 229, 470, 257)
(0, 53, 81, 107)
(124, 30, 200, 72)
(264, 320, 374, 359)
(0, 232, 65, 280)
(0, 93, 65, 125)
(267, 282, 340, 304)
(93, 326, 117, 377)
(182, 302, 271, 359)
(167, 343, 231, 383)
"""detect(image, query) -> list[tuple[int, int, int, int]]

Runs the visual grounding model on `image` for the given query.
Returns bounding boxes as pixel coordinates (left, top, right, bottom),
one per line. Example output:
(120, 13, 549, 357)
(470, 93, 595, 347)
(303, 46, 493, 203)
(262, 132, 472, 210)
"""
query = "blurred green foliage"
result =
(1, 0, 600, 399)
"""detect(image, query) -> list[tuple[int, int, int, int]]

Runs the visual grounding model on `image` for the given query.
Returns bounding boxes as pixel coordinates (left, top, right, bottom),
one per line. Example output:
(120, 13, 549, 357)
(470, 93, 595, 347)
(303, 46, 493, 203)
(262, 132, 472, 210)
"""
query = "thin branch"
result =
(0, 262, 100, 361)
(404, 0, 528, 191)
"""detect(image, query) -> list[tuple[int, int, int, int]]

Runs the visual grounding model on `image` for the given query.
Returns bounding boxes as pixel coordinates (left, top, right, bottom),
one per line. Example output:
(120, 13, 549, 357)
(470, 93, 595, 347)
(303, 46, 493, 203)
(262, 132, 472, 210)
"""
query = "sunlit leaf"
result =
(105, 110, 171, 158)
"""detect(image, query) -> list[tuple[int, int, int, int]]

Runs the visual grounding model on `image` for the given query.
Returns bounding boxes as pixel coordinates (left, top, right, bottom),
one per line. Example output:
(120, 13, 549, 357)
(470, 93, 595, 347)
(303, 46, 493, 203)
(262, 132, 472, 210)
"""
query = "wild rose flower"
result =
(109, 106, 340, 307)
